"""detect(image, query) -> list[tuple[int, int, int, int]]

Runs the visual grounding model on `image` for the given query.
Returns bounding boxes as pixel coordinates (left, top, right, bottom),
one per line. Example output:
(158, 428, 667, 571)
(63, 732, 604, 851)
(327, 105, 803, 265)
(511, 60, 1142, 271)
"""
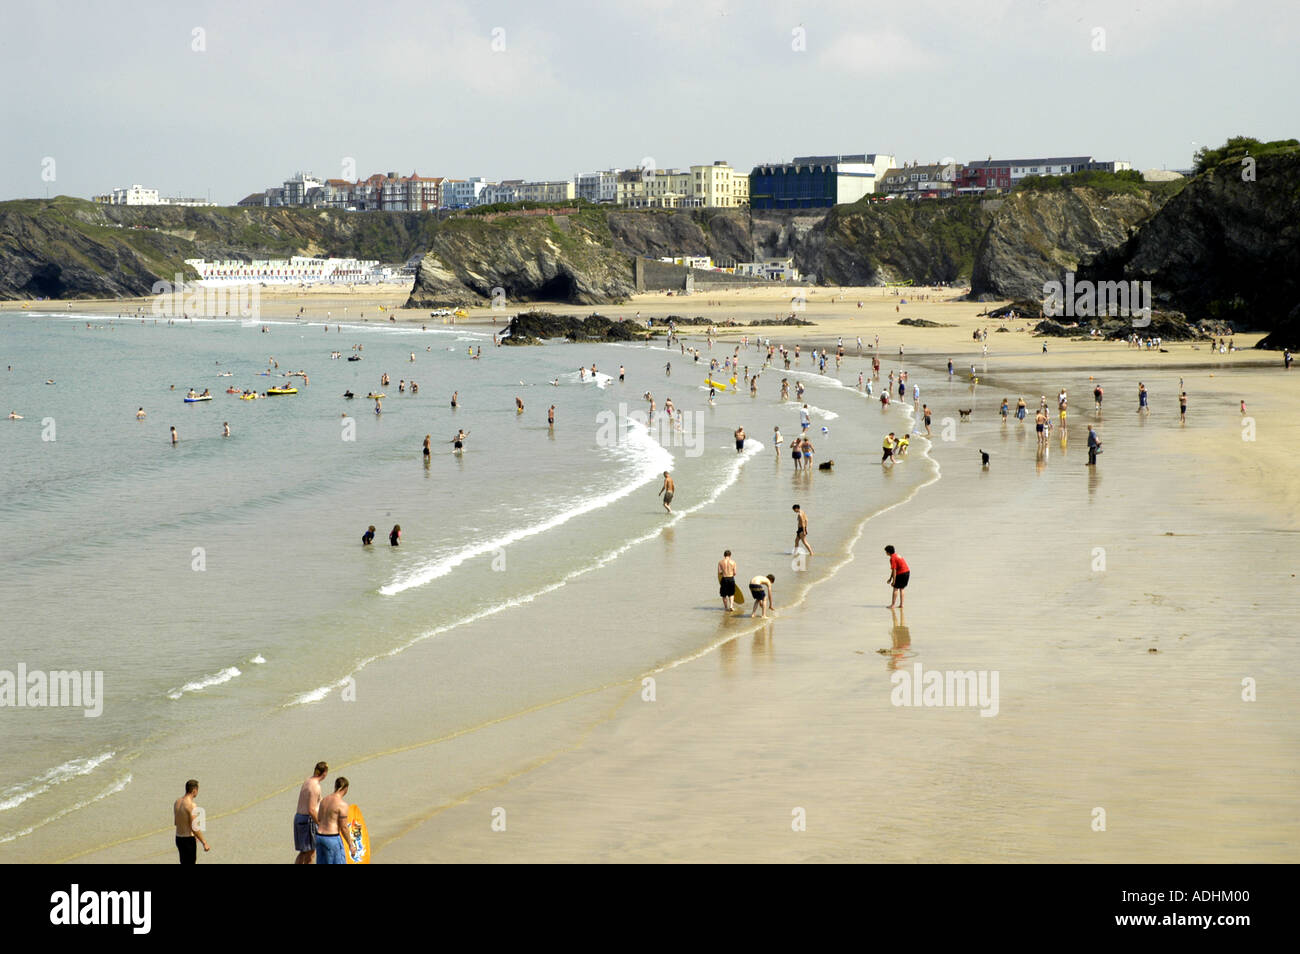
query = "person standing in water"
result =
(1179, 391, 1187, 423)
(1086, 425, 1101, 465)
(547, 405, 555, 428)
(659, 471, 674, 513)
(773, 426, 783, 459)
(137, 407, 146, 420)
(792, 504, 813, 556)
(450, 391, 458, 409)
(389, 524, 401, 546)
(749, 573, 775, 618)
(718, 550, 737, 612)
(451, 429, 468, 453)
(734, 426, 746, 452)
(885, 545, 910, 608)
(423, 434, 431, 460)
(362, 526, 375, 545)
(223, 422, 230, 438)
(170, 426, 178, 445)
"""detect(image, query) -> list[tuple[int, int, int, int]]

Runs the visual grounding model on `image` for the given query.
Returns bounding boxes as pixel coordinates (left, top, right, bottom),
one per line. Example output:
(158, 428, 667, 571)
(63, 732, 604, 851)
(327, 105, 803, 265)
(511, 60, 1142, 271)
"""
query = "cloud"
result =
(817, 31, 936, 73)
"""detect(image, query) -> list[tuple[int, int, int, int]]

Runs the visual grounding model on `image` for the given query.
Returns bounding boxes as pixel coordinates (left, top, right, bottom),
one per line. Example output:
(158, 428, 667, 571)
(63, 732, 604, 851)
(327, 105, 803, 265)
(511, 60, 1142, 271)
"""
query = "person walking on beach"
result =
(1094, 384, 1103, 411)
(792, 504, 813, 555)
(718, 550, 738, 612)
(1016, 397, 1027, 421)
(749, 574, 775, 618)
(791, 435, 804, 471)
(315, 777, 356, 865)
(735, 426, 746, 452)
(1086, 425, 1101, 466)
(1179, 391, 1188, 423)
(362, 525, 375, 546)
(885, 545, 909, 608)
(800, 404, 811, 432)
(1137, 382, 1149, 414)
(294, 761, 328, 864)
(1000, 398, 1009, 422)
(659, 471, 674, 513)
(882, 432, 896, 465)
(923, 404, 933, 436)
(173, 779, 211, 864)
(389, 524, 401, 546)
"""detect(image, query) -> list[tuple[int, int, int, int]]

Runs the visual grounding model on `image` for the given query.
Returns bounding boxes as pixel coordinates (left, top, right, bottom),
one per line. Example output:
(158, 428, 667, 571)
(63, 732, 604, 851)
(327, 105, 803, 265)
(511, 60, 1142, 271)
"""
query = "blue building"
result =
(749, 154, 894, 210)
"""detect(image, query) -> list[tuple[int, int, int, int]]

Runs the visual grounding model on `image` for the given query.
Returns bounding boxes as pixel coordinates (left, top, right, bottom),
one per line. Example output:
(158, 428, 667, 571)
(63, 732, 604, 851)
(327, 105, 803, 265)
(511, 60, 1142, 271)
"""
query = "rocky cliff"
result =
(969, 185, 1172, 301)
(1076, 149, 1300, 348)
(0, 198, 443, 299)
(812, 197, 992, 286)
(406, 213, 636, 307)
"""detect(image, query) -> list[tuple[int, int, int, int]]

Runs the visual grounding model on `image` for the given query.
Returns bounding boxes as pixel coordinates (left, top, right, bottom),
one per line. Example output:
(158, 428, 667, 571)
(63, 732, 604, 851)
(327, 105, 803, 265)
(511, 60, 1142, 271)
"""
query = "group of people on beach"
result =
(174, 761, 361, 864)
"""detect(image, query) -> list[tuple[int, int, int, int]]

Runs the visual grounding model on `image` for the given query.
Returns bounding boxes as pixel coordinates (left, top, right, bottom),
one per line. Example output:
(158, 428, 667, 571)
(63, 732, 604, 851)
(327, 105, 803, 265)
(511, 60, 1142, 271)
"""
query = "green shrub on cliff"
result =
(1192, 136, 1300, 175)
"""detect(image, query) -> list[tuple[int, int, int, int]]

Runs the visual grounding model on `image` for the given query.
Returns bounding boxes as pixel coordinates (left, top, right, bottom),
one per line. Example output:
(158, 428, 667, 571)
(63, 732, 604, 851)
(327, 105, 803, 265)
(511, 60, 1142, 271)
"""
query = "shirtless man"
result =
(792, 504, 813, 555)
(314, 777, 356, 865)
(717, 550, 737, 612)
(657, 471, 675, 513)
(749, 574, 775, 618)
(294, 761, 328, 864)
(734, 426, 746, 453)
(173, 779, 211, 864)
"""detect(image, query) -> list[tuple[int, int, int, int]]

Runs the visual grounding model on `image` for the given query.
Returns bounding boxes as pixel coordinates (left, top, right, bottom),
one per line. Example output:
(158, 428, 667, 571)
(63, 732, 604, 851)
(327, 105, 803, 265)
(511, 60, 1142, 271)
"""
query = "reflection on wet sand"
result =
(880, 607, 913, 672)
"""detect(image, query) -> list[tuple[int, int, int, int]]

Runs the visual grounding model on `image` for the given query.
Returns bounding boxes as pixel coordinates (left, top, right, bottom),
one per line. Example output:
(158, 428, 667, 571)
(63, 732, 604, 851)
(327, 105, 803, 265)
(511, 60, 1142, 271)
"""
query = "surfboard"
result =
(733, 586, 744, 604)
(344, 804, 370, 864)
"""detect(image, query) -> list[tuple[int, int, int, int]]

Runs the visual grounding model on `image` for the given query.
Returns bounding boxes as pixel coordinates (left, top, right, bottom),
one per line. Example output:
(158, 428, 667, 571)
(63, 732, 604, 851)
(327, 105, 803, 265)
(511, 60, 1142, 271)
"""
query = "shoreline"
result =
(2, 291, 1294, 863)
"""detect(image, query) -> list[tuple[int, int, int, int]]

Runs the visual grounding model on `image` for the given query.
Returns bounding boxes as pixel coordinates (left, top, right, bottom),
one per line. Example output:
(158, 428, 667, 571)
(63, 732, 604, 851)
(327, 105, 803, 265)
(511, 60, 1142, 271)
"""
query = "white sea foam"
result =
(0, 774, 132, 845)
(379, 417, 672, 597)
(249, 654, 266, 665)
(801, 404, 839, 421)
(289, 426, 765, 707)
(166, 666, 241, 700)
(0, 751, 115, 813)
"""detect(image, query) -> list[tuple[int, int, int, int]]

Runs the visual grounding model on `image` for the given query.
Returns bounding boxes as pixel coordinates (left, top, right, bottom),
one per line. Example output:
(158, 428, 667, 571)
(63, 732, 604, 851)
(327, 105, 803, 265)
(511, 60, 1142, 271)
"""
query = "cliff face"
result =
(406, 215, 635, 307)
(970, 187, 1168, 300)
(603, 208, 824, 266)
(0, 198, 441, 299)
(812, 198, 992, 285)
(1076, 150, 1300, 348)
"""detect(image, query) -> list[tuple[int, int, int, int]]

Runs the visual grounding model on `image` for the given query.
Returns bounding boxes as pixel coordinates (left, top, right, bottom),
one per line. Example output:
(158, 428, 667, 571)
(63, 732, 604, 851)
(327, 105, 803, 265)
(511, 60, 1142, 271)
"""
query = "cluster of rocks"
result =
(501, 311, 649, 346)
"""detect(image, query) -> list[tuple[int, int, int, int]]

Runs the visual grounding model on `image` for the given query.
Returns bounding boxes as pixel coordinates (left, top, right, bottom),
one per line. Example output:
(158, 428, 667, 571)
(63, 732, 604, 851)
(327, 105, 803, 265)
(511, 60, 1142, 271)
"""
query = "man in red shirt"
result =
(885, 545, 910, 608)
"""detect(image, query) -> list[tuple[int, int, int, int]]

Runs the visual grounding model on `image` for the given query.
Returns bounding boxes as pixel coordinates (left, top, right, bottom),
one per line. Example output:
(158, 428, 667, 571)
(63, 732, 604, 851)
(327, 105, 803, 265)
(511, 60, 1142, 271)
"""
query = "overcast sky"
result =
(3, 0, 1296, 203)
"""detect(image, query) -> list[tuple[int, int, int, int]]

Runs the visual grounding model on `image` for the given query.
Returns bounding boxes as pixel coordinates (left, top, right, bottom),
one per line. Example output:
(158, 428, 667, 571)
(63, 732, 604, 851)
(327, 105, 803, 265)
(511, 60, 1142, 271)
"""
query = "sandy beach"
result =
(5, 282, 1293, 865)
